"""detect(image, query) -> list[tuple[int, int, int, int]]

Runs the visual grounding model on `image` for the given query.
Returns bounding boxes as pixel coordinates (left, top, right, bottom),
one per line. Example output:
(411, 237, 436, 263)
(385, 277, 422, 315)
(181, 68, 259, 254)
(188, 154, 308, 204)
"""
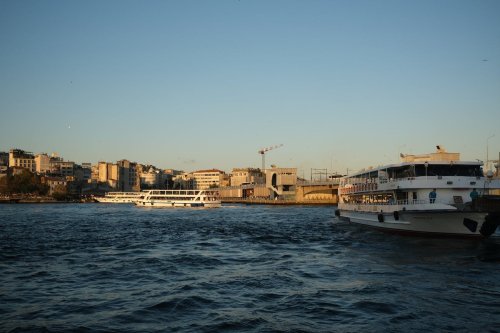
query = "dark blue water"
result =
(1, 204, 500, 333)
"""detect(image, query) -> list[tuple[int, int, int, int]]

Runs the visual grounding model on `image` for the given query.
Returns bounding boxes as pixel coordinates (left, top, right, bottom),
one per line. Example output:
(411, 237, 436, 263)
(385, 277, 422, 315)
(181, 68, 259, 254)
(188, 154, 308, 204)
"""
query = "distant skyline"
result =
(1, 0, 499, 175)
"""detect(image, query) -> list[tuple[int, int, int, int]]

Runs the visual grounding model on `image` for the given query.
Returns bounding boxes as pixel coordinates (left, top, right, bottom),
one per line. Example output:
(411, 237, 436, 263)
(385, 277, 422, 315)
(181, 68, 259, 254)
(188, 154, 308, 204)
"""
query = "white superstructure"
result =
(94, 192, 143, 204)
(336, 147, 500, 237)
(135, 189, 221, 208)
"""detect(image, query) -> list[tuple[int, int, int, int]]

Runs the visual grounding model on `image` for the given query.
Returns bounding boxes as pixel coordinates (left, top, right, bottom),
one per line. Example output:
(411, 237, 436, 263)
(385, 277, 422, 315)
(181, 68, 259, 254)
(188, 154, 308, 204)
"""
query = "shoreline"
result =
(1, 197, 335, 206)
(0, 197, 95, 204)
(222, 198, 336, 206)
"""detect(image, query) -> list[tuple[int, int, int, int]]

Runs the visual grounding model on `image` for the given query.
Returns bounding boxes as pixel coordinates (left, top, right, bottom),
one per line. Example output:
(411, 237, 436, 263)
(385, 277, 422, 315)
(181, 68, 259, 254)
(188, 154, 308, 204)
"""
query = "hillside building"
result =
(35, 154, 51, 174)
(97, 160, 139, 191)
(9, 149, 35, 172)
(139, 166, 162, 188)
(98, 162, 119, 188)
(0, 152, 8, 177)
(117, 159, 139, 192)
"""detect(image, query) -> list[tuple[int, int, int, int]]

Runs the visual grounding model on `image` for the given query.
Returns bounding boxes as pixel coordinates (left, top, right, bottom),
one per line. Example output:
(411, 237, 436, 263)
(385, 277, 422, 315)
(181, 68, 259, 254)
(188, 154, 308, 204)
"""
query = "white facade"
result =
(35, 154, 51, 174)
(192, 169, 225, 190)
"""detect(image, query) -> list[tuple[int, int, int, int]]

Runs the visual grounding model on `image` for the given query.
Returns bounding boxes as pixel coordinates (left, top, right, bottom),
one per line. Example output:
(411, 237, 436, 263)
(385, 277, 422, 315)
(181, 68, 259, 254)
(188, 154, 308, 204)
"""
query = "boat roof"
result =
(345, 160, 482, 178)
(343, 147, 486, 178)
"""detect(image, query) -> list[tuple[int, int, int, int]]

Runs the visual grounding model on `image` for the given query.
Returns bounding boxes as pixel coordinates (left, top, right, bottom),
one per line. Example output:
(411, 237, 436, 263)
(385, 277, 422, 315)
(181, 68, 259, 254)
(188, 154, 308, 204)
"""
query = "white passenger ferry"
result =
(335, 147, 500, 237)
(94, 192, 144, 204)
(135, 189, 221, 208)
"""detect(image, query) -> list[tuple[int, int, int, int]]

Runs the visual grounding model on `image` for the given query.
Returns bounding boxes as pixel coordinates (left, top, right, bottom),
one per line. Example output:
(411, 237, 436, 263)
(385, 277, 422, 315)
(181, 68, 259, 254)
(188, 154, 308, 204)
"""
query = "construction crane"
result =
(258, 144, 284, 171)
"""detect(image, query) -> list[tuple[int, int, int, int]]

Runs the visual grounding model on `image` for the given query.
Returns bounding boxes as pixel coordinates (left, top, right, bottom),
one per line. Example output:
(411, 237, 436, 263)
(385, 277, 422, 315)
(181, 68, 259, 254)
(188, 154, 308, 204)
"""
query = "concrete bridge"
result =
(295, 181, 339, 204)
(218, 180, 340, 204)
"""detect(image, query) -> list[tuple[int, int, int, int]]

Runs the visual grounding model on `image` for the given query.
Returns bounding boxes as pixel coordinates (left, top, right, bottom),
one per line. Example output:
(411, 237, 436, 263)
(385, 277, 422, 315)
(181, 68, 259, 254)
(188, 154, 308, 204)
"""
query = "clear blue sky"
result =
(1, 0, 499, 176)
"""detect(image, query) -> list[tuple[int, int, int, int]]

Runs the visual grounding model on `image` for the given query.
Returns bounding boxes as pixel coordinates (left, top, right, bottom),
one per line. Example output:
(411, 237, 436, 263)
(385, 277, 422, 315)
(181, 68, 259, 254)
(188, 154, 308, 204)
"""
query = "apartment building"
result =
(42, 176, 68, 195)
(173, 172, 194, 189)
(97, 160, 139, 191)
(98, 162, 119, 188)
(117, 159, 139, 192)
(9, 149, 36, 172)
(35, 153, 51, 174)
(139, 166, 162, 188)
(59, 161, 75, 177)
(81, 163, 92, 182)
(192, 169, 226, 190)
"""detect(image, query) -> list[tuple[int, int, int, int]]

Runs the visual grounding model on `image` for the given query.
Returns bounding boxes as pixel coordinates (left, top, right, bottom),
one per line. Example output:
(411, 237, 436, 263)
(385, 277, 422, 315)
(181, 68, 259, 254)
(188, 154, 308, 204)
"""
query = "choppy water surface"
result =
(1, 204, 500, 333)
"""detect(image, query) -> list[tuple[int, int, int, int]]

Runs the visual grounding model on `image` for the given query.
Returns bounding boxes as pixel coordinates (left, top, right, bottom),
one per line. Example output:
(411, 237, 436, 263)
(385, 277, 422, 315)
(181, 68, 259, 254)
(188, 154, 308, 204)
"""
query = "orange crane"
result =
(258, 144, 284, 171)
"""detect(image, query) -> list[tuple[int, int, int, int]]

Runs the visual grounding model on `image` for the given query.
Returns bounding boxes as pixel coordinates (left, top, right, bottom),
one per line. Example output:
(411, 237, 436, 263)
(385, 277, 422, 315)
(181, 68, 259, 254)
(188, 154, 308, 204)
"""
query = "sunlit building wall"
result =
(117, 159, 139, 192)
(192, 169, 225, 190)
(9, 149, 36, 172)
(35, 154, 51, 174)
(230, 168, 264, 186)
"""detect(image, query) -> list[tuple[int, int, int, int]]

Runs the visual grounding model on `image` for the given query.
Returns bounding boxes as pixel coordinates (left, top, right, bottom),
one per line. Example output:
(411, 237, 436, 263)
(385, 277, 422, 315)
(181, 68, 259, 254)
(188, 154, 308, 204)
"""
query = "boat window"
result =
(414, 164, 482, 177)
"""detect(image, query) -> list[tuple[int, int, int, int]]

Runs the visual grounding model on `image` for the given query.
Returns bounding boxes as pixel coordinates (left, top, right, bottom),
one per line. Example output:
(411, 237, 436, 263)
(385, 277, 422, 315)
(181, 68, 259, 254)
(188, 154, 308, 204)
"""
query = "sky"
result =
(1, 0, 500, 176)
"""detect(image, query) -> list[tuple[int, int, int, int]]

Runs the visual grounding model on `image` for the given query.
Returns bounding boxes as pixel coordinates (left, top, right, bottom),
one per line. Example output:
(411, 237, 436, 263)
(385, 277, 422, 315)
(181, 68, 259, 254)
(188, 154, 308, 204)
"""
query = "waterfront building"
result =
(218, 167, 297, 200)
(192, 169, 226, 190)
(9, 149, 36, 172)
(265, 167, 297, 199)
(230, 168, 264, 186)
(42, 176, 68, 195)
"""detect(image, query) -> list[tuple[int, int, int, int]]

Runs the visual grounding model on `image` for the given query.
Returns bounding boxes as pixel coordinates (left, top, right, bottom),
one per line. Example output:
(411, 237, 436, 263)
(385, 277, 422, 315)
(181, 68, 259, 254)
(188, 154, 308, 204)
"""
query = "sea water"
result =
(1, 204, 500, 332)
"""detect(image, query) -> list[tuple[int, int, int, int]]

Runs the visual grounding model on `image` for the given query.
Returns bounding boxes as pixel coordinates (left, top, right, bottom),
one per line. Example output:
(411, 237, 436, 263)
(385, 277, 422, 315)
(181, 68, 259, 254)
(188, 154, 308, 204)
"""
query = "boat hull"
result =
(94, 198, 139, 203)
(135, 200, 221, 208)
(338, 210, 499, 237)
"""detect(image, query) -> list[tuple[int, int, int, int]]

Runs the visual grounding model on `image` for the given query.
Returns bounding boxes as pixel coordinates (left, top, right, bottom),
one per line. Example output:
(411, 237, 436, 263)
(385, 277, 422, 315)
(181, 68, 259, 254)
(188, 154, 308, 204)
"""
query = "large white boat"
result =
(94, 192, 144, 204)
(335, 147, 500, 237)
(135, 189, 221, 208)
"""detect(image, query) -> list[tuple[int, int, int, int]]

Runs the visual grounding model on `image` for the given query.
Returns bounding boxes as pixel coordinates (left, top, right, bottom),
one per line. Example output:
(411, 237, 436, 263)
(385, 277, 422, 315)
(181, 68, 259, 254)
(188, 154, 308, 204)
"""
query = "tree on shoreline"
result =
(0, 169, 49, 195)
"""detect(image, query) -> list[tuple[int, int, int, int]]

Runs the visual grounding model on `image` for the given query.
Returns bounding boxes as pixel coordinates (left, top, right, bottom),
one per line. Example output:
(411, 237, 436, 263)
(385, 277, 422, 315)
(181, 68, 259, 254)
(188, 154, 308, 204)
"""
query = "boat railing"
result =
(342, 199, 429, 208)
(396, 199, 428, 205)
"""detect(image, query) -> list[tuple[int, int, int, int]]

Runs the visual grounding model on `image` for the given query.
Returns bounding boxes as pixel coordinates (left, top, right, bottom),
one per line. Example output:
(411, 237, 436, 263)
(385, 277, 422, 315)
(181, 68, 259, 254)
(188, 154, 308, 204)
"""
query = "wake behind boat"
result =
(335, 146, 500, 237)
(135, 189, 221, 208)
